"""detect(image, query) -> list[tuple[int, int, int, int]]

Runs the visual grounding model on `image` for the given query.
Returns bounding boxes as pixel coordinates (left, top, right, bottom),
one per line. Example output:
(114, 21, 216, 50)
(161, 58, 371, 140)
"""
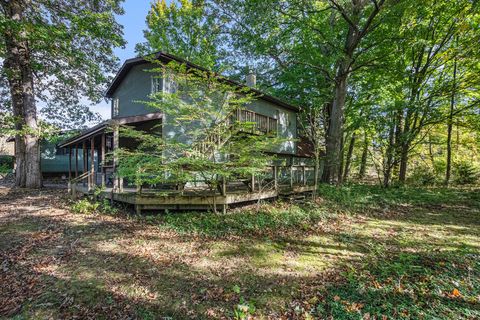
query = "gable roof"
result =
(105, 51, 299, 112)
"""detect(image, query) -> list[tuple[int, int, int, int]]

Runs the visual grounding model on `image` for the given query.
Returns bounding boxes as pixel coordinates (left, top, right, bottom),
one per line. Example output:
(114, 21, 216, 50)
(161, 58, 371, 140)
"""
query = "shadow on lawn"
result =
(300, 238, 480, 319)
(1, 185, 480, 319)
(0, 188, 317, 318)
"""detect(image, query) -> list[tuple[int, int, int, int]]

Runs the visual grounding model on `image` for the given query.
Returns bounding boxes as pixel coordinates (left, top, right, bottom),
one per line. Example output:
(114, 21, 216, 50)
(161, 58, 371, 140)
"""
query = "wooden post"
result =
(135, 204, 142, 215)
(302, 165, 306, 185)
(273, 166, 278, 191)
(290, 166, 294, 188)
(68, 146, 72, 181)
(90, 137, 95, 190)
(83, 141, 87, 187)
(251, 174, 255, 192)
(221, 176, 227, 196)
(113, 124, 120, 192)
(101, 133, 106, 187)
(75, 144, 78, 178)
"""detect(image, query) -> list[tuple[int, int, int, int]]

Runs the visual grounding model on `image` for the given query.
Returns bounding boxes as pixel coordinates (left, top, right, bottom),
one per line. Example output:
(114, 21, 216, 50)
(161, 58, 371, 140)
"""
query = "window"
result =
(113, 98, 119, 117)
(151, 75, 162, 94)
(163, 70, 178, 94)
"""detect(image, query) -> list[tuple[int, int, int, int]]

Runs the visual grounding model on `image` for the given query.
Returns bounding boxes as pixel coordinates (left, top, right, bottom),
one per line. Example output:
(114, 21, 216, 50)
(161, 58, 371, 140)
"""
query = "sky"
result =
(90, 0, 155, 119)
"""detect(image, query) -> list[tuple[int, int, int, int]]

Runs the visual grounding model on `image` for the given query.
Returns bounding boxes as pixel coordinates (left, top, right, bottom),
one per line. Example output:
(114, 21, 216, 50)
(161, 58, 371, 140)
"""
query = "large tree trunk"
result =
(324, 64, 349, 184)
(3, 0, 42, 188)
(343, 131, 356, 182)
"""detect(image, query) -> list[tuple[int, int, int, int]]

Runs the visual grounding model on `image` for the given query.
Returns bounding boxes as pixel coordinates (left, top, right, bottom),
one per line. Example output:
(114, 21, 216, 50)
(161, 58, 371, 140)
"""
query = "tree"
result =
(213, 0, 402, 184)
(388, 0, 479, 183)
(0, 0, 125, 188)
(136, 0, 226, 71)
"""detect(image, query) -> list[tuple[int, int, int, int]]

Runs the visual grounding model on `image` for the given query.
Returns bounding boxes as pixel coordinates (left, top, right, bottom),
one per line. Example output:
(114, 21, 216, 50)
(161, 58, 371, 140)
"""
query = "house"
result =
(60, 52, 317, 212)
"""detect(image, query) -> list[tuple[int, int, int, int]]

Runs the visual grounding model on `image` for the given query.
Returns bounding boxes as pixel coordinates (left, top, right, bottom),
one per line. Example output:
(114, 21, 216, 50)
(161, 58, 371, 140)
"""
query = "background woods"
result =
(1, 0, 479, 188)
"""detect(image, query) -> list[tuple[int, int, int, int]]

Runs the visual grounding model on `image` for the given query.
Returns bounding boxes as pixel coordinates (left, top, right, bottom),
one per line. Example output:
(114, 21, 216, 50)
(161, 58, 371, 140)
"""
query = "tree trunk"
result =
(313, 152, 320, 200)
(2, 0, 42, 188)
(358, 131, 369, 179)
(398, 142, 409, 183)
(445, 55, 457, 185)
(343, 132, 356, 182)
(325, 65, 349, 184)
(383, 119, 396, 188)
(337, 131, 345, 184)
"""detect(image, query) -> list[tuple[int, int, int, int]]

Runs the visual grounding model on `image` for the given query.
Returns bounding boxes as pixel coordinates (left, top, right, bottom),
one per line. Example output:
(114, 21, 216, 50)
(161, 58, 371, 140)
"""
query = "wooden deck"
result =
(71, 183, 316, 213)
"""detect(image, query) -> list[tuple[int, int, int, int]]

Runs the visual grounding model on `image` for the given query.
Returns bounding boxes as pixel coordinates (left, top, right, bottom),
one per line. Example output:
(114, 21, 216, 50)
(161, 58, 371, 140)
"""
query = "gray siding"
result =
(111, 64, 160, 118)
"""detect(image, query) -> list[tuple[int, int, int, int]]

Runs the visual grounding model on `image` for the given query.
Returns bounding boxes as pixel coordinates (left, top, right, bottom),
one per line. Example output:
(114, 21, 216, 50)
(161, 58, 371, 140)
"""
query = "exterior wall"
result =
(110, 62, 298, 155)
(111, 63, 160, 118)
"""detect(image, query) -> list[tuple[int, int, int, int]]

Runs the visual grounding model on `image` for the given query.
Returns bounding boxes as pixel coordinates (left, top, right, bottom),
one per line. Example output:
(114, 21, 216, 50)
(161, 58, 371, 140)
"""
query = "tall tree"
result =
(136, 0, 226, 71)
(0, 0, 125, 188)
(214, 0, 399, 184)
(390, 0, 479, 183)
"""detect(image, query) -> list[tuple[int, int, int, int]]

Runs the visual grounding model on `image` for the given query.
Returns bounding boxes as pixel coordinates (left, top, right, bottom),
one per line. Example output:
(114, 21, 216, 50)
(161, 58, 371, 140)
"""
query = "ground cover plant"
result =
(1, 183, 478, 319)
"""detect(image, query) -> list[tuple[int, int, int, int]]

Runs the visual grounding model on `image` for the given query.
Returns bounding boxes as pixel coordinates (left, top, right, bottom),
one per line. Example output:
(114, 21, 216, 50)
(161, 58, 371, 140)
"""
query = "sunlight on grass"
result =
(3, 185, 479, 319)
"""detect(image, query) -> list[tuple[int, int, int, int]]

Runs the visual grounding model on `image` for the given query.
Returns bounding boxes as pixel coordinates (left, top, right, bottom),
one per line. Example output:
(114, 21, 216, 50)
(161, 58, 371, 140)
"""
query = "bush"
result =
(71, 199, 99, 214)
(408, 165, 437, 186)
(453, 161, 478, 185)
(71, 198, 118, 215)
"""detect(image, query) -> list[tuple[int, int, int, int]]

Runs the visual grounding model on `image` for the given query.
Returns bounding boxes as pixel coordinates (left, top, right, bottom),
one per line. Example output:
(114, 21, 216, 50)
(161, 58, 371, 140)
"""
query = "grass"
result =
(149, 202, 332, 237)
(0, 184, 479, 319)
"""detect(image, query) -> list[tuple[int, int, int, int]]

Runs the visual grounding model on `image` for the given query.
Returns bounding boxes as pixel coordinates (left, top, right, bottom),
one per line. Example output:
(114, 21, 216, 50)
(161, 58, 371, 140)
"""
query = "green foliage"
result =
(71, 197, 118, 215)
(454, 161, 478, 185)
(137, 0, 226, 71)
(233, 298, 256, 320)
(231, 285, 256, 320)
(408, 165, 437, 186)
(0, 155, 14, 174)
(0, 0, 126, 129)
(312, 251, 480, 319)
(316, 183, 480, 212)
(71, 199, 99, 215)
(143, 203, 329, 237)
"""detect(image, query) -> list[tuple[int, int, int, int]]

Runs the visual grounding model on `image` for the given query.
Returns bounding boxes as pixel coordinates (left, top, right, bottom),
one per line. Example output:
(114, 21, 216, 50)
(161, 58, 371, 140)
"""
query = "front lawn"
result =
(0, 184, 478, 319)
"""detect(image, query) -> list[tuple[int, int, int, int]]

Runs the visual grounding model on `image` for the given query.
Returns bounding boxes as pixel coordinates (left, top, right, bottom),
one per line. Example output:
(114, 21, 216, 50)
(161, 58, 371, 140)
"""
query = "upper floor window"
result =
(163, 70, 178, 94)
(113, 98, 119, 117)
(151, 75, 162, 94)
(151, 71, 177, 95)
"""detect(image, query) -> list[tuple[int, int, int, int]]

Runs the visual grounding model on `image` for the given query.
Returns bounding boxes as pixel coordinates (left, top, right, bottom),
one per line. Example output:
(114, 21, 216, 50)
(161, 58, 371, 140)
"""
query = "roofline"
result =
(105, 51, 300, 112)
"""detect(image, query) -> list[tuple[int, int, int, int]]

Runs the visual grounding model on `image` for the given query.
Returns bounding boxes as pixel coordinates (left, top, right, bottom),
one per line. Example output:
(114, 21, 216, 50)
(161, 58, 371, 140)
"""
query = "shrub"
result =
(453, 161, 478, 185)
(408, 165, 437, 186)
(71, 197, 118, 215)
(71, 199, 99, 214)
